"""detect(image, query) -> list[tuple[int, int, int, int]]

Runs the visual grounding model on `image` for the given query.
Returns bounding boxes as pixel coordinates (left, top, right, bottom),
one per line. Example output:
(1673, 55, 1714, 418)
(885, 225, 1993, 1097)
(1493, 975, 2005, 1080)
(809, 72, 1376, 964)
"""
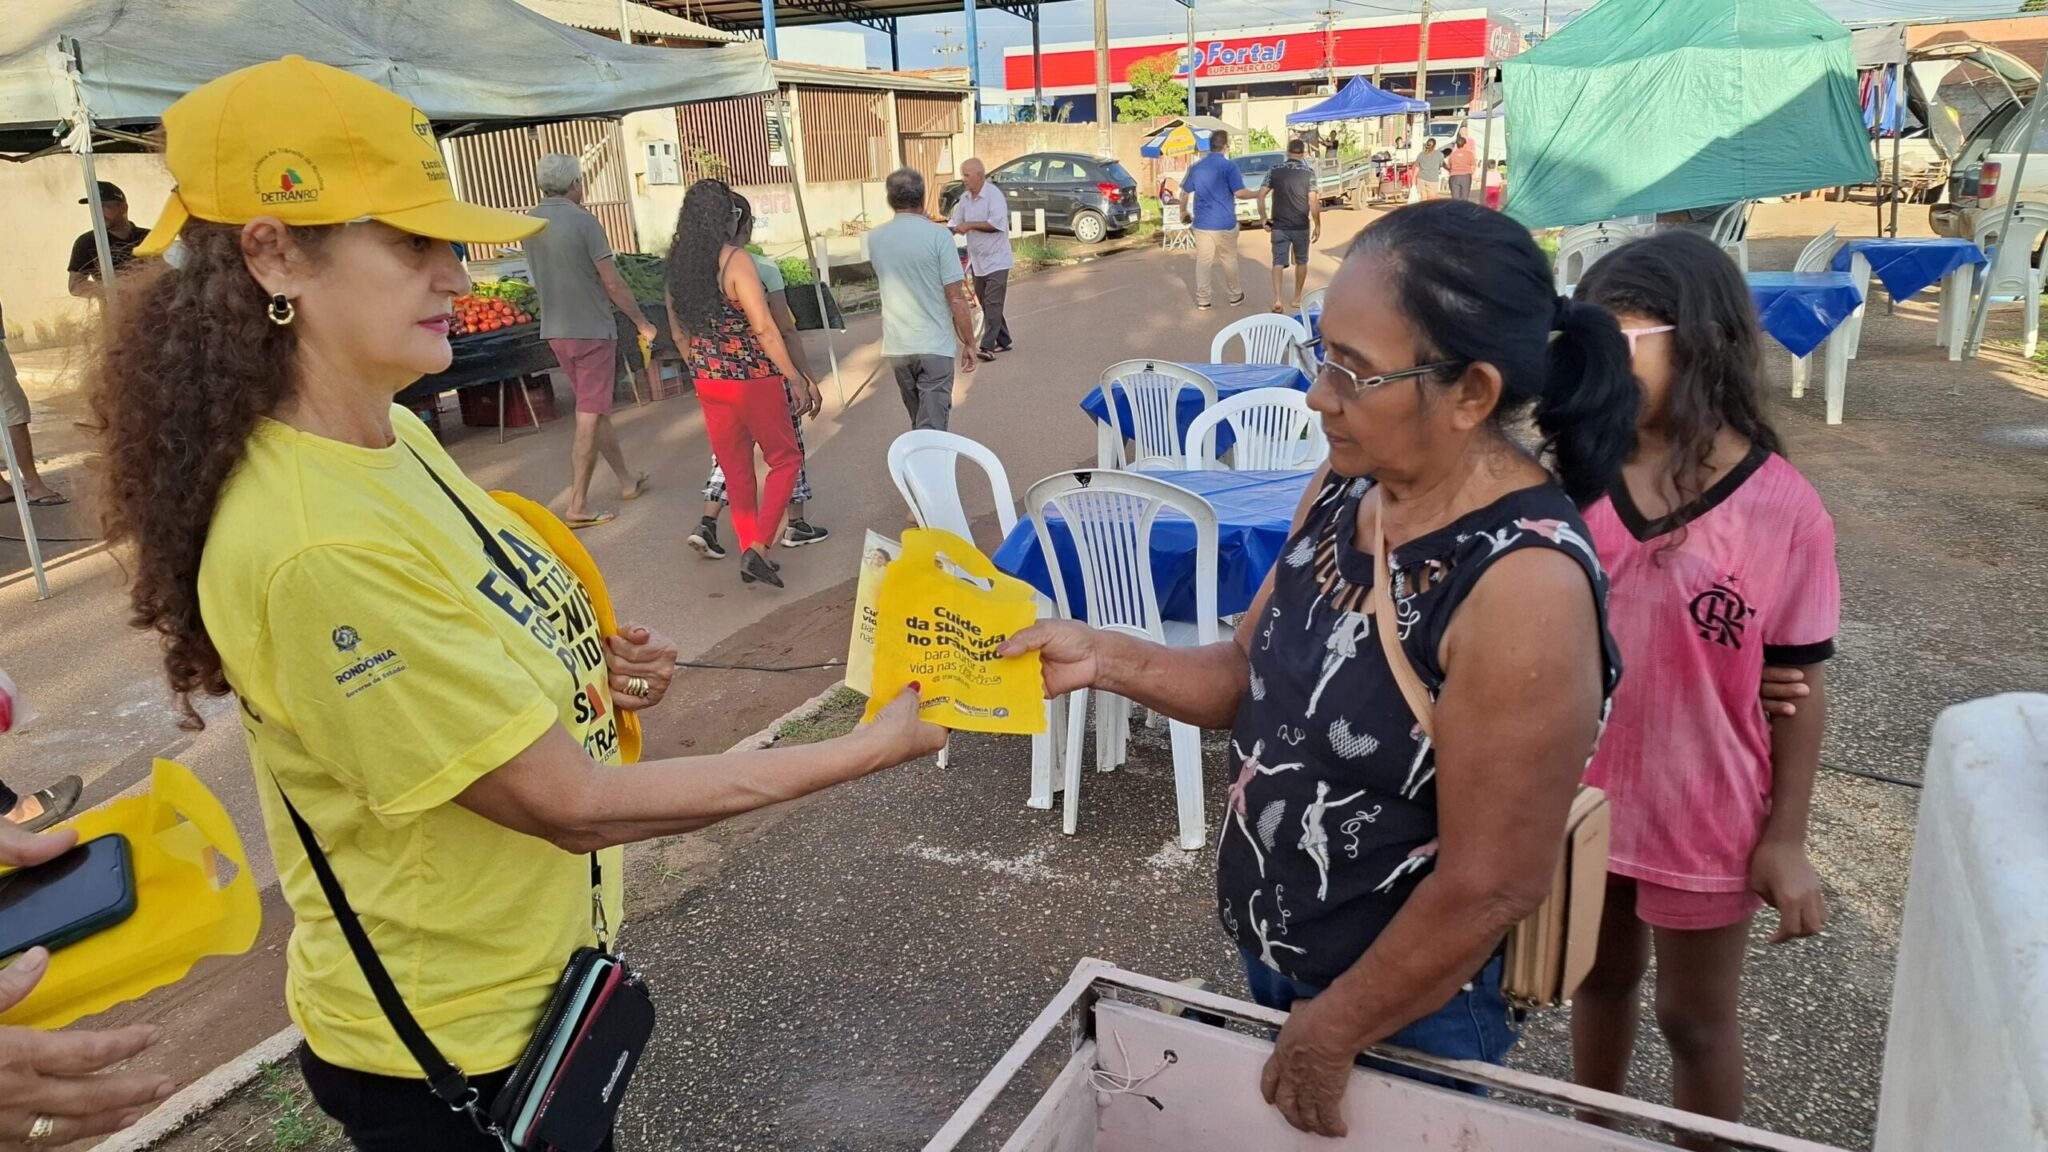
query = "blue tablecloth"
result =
(994, 469, 1313, 624)
(1748, 272, 1863, 359)
(1830, 238, 1985, 302)
(1082, 362, 1312, 457)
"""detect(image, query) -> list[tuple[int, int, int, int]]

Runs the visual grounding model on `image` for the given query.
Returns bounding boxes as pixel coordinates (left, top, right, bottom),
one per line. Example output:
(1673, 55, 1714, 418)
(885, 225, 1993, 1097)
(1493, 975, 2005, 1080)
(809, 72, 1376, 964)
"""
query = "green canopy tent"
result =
(1499, 0, 1875, 228)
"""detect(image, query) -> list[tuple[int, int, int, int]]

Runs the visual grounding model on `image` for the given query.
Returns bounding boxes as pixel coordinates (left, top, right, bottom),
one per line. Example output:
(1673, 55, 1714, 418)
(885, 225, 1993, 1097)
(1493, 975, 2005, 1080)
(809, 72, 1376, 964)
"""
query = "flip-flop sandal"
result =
(27, 493, 69, 507)
(975, 350, 997, 362)
(620, 473, 651, 501)
(566, 511, 617, 530)
(1270, 305, 1285, 314)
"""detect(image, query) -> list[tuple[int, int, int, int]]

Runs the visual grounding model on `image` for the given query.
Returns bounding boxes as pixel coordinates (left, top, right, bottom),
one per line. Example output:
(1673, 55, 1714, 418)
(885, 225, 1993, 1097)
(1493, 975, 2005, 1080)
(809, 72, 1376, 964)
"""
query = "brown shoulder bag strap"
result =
(1373, 493, 1435, 742)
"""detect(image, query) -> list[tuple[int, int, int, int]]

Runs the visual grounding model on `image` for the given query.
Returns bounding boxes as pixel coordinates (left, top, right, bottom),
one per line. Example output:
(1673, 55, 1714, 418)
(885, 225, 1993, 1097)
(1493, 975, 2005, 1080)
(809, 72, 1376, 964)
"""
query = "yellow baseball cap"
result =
(136, 55, 542, 258)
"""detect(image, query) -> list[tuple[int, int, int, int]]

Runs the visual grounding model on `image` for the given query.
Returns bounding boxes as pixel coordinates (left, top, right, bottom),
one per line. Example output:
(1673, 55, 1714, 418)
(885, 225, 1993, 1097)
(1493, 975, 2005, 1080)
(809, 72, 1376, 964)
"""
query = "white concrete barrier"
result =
(1873, 693, 2048, 1152)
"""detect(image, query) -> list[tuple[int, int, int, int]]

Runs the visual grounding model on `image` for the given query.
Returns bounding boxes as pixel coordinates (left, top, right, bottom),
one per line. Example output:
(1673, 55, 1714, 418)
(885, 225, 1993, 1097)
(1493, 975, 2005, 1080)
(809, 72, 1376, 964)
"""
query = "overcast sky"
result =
(818, 0, 2033, 92)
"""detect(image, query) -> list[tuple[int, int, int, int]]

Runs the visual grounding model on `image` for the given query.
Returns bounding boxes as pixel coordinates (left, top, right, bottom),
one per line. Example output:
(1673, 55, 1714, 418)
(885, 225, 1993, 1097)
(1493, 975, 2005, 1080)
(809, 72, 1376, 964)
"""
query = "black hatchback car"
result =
(939, 152, 1142, 244)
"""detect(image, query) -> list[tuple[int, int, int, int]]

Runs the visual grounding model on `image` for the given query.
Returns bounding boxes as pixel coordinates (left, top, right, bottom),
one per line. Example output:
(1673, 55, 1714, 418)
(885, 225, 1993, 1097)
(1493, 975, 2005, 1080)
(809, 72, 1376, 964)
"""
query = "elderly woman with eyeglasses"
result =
(1003, 200, 1638, 1136)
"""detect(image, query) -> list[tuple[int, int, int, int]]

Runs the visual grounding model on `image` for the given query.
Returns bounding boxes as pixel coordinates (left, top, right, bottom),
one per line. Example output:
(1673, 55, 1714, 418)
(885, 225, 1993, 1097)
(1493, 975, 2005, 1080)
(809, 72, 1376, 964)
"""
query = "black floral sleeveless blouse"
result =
(1218, 472, 1620, 988)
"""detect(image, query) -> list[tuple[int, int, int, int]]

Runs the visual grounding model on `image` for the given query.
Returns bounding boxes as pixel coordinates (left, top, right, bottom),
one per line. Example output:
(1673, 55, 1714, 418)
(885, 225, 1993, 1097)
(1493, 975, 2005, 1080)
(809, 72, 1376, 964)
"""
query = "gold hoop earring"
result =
(267, 294, 296, 327)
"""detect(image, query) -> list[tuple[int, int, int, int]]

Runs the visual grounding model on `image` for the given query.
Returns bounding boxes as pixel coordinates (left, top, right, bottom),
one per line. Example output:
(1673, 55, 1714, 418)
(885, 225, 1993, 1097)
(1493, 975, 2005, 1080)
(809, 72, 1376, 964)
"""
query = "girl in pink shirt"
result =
(1569, 230, 1838, 1137)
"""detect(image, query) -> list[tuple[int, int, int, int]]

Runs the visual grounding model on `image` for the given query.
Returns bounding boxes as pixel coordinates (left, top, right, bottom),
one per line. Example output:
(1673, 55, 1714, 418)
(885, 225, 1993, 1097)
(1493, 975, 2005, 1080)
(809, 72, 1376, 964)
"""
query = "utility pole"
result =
(1327, 9, 1338, 85)
(1414, 0, 1432, 107)
(1540, 0, 1550, 41)
(1094, 0, 1111, 155)
(1185, 1, 1197, 118)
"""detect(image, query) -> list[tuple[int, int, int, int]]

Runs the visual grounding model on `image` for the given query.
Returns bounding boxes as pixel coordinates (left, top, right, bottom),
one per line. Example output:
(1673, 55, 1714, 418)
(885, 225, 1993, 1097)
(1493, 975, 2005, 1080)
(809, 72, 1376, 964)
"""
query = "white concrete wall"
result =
(618, 108, 687, 255)
(0, 153, 174, 343)
(1873, 693, 2048, 1152)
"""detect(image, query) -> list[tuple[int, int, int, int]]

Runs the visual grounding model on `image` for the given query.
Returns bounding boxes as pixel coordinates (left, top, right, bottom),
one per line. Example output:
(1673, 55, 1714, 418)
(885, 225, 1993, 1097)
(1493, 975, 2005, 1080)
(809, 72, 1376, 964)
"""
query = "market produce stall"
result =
(397, 282, 564, 440)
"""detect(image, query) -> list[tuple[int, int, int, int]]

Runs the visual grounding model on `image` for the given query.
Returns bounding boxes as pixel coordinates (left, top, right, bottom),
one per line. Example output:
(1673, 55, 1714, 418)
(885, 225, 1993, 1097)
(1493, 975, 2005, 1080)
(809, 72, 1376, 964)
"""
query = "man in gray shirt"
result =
(865, 169, 976, 431)
(525, 153, 656, 528)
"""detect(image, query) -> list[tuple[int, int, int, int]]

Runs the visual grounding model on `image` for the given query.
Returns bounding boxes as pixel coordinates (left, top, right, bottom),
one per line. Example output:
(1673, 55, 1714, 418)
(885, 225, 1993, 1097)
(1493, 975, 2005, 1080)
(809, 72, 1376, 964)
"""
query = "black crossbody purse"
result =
(276, 448, 655, 1151)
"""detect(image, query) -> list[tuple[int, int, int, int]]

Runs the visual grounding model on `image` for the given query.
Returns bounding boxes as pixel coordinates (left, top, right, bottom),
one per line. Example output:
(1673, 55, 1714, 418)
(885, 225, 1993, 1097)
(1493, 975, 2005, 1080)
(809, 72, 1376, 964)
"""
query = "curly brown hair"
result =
(86, 222, 331, 728)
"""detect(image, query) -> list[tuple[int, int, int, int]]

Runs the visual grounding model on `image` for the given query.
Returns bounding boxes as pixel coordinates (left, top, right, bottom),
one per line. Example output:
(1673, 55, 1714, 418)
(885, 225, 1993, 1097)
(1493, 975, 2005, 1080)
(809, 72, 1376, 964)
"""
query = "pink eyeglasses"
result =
(1620, 324, 1675, 354)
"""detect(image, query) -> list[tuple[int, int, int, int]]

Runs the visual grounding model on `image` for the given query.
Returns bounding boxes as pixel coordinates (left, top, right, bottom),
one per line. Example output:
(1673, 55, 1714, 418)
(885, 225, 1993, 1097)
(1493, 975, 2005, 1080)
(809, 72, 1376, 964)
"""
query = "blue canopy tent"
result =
(1285, 76, 1426, 125)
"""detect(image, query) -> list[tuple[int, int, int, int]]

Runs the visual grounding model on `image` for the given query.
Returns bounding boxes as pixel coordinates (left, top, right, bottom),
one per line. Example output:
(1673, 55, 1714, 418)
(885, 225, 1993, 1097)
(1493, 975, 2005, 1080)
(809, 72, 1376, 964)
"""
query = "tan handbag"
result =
(1372, 499, 1610, 1009)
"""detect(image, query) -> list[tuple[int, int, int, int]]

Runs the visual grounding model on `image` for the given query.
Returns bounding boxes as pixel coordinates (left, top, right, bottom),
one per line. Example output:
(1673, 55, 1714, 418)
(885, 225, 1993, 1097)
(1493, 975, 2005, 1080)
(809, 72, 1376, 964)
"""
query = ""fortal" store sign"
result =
(1178, 38, 1290, 77)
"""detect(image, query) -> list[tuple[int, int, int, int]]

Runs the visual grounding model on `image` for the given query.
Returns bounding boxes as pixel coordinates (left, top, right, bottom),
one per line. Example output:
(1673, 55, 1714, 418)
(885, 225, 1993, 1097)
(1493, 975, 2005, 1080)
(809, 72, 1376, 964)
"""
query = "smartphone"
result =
(0, 833, 138, 960)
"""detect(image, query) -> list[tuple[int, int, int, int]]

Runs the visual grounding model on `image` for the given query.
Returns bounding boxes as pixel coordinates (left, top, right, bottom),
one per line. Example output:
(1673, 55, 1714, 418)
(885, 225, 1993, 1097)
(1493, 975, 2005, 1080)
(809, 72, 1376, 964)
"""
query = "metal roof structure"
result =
(513, 0, 739, 42)
(645, 0, 1077, 96)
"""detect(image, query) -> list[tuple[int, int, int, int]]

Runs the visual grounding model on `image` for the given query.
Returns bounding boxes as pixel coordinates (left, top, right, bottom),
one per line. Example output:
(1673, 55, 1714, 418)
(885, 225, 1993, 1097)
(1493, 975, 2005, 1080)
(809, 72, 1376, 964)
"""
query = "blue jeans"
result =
(1238, 948, 1518, 1095)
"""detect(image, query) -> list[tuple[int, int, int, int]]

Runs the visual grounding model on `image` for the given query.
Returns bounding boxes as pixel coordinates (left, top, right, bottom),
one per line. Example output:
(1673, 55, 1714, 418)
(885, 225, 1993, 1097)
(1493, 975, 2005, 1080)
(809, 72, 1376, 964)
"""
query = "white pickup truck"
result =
(1920, 41, 2044, 242)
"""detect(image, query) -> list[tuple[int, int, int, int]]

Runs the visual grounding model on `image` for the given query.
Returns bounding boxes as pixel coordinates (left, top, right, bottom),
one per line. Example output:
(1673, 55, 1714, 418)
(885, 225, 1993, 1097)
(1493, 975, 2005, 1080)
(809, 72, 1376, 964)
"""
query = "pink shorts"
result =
(548, 338, 617, 416)
(1629, 877, 1763, 932)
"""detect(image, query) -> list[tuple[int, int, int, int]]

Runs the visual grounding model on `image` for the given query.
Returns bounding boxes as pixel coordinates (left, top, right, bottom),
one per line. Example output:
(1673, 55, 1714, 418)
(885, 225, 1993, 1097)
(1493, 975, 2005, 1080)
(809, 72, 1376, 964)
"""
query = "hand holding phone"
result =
(0, 825, 170, 1149)
(0, 834, 138, 961)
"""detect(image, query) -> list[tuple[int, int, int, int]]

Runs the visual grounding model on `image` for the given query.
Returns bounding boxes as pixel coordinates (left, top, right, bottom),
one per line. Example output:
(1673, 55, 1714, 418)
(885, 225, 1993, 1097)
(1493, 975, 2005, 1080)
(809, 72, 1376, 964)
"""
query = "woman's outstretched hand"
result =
(859, 685, 949, 766)
(998, 621, 1107, 698)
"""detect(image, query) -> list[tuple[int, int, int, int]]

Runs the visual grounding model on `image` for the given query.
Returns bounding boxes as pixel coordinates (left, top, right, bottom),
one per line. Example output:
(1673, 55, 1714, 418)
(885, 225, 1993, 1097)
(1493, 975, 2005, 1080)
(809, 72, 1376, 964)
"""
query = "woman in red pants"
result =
(665, 180, 806, 588)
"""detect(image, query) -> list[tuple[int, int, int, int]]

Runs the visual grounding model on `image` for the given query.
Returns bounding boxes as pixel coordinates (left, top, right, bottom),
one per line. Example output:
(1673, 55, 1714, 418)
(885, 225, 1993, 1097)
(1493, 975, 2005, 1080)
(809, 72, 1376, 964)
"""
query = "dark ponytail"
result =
(1345, 200, 1639, 507)
(1542, 296, 1640, 506)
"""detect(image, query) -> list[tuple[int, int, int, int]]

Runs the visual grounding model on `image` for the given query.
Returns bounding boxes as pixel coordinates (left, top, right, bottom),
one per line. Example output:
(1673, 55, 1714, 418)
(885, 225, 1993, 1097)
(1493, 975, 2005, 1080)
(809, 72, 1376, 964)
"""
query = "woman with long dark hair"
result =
(1003, 198, 1637, 1136)
(1571, 231, 1837, 1140)
(87, 58, 941, 1151)
(665, 179, 806, 588)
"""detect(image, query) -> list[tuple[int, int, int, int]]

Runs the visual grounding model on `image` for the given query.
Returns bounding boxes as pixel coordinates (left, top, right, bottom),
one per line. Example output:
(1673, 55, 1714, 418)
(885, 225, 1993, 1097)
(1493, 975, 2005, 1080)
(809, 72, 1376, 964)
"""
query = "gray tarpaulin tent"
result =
(1, 0, 776, 154)
(0, 0, 776, 597)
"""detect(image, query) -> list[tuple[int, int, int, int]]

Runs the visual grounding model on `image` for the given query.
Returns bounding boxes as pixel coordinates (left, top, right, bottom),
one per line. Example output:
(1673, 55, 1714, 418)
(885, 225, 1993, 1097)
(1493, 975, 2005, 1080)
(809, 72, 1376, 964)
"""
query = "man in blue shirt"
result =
(1180, 129, 1261, 309)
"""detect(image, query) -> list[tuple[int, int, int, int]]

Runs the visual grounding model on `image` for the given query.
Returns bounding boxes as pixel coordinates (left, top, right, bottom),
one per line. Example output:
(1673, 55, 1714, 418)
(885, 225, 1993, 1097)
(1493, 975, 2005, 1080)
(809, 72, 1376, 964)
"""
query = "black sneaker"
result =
(782, 520, 830, 548)
(739, 549, 784, 588)
(4, 775, 83, 833)
(687, 518, 727, 559)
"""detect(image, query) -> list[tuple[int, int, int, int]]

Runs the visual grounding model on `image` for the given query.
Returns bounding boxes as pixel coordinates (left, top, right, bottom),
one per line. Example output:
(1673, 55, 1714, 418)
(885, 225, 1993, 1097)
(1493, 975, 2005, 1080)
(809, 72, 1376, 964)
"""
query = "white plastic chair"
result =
(1786, 226, 1855, 395)
(1184, 387, 1328, 472)
(1972, 203, 2048, 358)
(1708, 201, 1755, 273)
(1025, 470, 1219, 850)
(1100, 360, 1216, 472)
(1209, 314, 1311, 365)
(887, 430, 1066, 808)
(1792, 225, 1840, 273)
(1299, 286, 1328, 317)
(1553, 224, 1625, 295)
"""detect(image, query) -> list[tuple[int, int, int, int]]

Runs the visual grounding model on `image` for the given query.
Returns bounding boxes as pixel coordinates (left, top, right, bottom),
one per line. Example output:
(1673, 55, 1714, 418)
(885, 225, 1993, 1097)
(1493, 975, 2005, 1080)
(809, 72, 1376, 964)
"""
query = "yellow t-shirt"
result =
(198, 408, 624, 1078)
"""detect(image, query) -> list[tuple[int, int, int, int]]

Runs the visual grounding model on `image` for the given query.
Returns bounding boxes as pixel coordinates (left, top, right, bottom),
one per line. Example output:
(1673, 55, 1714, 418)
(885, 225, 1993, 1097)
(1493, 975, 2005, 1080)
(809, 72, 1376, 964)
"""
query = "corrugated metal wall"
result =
(448, 120, 638, 260)
(795, 86, 889, 185)
(896, 93, 962, 136)
(675, 92, 778, 186)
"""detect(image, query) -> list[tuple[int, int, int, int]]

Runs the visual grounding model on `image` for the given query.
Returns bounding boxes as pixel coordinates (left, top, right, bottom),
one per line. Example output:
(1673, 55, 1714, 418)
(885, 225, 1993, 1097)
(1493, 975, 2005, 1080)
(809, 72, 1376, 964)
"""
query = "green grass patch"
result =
(774, 687, 868, 745)
(258, 1063, 340, 1152)
(1015, 235, 1074, 266)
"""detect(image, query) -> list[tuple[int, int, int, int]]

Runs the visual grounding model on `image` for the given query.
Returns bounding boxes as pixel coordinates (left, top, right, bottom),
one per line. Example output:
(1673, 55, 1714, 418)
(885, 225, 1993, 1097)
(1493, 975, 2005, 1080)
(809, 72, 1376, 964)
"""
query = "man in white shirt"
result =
(949, 158, 1013, 359)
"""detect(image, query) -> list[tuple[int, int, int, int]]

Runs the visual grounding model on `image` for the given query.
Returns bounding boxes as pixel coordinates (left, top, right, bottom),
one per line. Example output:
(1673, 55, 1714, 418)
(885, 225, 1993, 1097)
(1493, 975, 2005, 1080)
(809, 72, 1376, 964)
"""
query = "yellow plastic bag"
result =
(844, 531, 903, 697)
(860, 529, 1044, 735)
(490, 491, 642, 764)
(1, 760, 261, 1029)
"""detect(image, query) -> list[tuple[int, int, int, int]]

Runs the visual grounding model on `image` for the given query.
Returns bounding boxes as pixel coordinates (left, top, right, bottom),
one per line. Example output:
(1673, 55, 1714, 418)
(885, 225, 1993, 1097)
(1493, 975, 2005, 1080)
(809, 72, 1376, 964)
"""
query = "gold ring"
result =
(625, 677, 650, 698)
(27, 1115, 55, 1145)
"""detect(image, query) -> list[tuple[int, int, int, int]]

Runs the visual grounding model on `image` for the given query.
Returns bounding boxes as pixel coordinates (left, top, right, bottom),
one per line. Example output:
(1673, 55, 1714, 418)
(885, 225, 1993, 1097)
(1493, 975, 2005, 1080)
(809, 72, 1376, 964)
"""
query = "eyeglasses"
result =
(1620, 324, 1674, 354)
(1308, 339, 1464, 398)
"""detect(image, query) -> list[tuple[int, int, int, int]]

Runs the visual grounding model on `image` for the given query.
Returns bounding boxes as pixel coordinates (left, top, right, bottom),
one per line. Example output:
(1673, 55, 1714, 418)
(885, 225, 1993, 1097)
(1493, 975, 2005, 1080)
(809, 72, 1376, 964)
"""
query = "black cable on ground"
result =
(1, 532, 101, 543)
(674, 658, 845, 673)
(1822, 762, 1922, 790)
